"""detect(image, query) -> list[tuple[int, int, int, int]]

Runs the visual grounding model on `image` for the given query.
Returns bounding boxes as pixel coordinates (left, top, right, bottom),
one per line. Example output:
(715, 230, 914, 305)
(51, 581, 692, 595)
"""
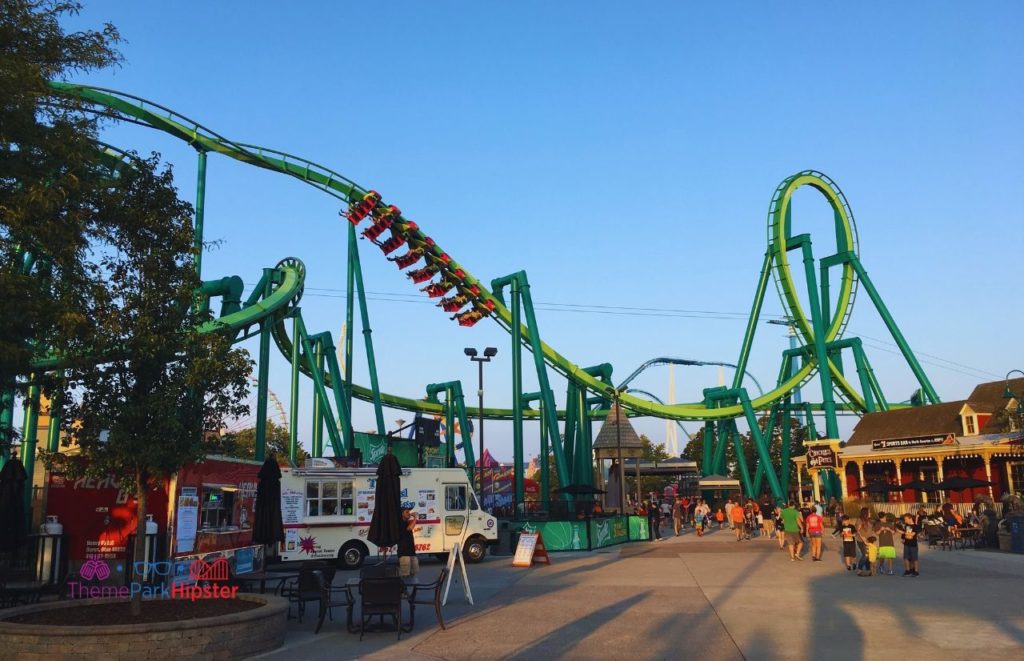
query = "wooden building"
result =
(795, 378, 1024, 503)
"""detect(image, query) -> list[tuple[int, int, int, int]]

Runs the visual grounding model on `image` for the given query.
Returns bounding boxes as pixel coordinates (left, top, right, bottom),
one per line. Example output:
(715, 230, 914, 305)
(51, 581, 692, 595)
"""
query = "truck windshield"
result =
(469, 491, 479, 511)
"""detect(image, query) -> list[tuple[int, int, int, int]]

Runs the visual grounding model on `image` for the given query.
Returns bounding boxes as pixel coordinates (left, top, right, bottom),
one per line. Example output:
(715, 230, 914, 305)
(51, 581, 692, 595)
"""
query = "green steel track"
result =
(43, 82, 935, 424)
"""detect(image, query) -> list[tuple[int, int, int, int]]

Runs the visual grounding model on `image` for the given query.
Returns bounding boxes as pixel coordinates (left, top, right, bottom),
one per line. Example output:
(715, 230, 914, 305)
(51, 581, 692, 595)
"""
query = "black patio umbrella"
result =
(253, 457, 284, 546)
(367, 452, 403, 553)
(935, 476, 993, 492)
(555, 484, 607, 496)
(0, 459, 28, 552)
(857, 481, 901, 494)
(902, 479, 940, 492)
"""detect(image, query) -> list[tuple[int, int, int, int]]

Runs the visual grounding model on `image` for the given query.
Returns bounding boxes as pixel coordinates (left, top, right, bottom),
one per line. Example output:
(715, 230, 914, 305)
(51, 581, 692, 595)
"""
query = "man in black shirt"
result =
(398, 507, 419, 577)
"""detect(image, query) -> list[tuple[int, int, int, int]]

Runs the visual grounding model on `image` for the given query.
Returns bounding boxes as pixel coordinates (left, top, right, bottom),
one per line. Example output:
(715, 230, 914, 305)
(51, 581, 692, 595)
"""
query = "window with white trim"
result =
(305, 479, 354, 517)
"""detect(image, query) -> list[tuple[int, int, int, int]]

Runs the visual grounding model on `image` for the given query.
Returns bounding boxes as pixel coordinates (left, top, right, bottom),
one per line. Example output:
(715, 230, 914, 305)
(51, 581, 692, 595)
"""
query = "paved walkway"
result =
(255, 526, 1024, 660)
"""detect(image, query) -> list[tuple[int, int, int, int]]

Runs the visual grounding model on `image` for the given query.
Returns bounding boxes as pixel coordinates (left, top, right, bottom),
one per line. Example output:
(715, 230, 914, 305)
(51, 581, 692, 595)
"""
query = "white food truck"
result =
(278, 463, 498, 569)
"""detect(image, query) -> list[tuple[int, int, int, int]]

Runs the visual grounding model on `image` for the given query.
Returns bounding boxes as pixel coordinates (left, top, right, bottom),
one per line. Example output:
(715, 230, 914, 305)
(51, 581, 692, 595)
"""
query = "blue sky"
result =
(57, 2, 1023, 461)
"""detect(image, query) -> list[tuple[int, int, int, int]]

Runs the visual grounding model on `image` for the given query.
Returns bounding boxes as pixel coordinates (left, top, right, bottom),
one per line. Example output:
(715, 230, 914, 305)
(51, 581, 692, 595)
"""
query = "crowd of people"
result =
(629, 494, 984, 578)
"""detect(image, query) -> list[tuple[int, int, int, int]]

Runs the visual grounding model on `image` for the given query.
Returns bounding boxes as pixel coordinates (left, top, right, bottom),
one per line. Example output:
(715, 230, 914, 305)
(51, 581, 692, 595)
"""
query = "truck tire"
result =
(338, 542, 367, 570)
(463, 536, 487, 563)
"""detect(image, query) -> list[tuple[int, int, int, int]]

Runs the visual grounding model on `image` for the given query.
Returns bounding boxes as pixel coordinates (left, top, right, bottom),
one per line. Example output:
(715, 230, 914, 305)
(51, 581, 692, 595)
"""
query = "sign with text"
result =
(805, 445, 838, 469)
(512, 532, 551, 567)
(871, 434, 956, 451)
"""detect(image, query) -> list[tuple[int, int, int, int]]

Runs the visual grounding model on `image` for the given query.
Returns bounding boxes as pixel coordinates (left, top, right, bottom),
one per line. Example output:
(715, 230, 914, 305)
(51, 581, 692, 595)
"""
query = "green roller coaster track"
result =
(4, 82, 942, 508)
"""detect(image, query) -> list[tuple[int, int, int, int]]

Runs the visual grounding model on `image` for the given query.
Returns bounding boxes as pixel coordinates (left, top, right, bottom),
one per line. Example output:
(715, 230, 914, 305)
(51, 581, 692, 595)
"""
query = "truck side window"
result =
(445, 485, 467, 511)
(469, 491, 479, 511)
(306, 479, 355, 517)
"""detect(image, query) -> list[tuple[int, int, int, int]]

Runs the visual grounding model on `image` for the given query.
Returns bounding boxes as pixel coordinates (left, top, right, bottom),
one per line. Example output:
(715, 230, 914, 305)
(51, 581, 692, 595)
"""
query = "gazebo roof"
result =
(593, 402, 644, 458)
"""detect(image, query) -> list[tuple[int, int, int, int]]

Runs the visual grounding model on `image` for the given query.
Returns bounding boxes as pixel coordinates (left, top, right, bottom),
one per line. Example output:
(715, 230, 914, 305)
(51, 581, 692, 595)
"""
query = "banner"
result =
(589, 516, 628, 549)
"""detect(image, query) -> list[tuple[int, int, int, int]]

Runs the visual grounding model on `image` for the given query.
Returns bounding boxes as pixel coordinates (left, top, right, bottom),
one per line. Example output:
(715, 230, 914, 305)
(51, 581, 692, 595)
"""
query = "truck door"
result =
(442, 483, 468, 548)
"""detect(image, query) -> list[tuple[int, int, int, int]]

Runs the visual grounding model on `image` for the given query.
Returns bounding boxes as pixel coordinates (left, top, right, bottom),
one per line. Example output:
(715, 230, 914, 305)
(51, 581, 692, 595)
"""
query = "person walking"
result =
(731, 500, 747, 541)
(672, 497, 684, 536)
(647, 500, 663, 542)
(855, 507, 875, 572)
(805, 506, 825, 561)
(780, 501, 805, 561)
(725, 498, 736, 530)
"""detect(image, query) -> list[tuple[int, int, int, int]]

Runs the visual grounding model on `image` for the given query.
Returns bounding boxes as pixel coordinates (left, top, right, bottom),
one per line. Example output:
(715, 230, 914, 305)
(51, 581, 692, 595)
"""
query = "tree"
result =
(210, 420, 308, 464)
(46, 156, 251, 615)
(1, 0, 123, 445)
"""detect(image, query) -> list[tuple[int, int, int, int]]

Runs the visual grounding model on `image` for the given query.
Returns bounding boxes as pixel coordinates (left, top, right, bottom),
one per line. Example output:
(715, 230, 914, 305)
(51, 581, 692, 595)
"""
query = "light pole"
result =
(465, 347, 497, 495)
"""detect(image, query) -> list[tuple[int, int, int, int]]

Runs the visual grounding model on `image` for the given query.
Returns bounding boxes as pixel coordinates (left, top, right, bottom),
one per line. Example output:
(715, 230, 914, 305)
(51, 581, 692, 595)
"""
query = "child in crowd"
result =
(900, 513, 921, 577)
(695, 507, 706, 537)
(877, 515, 897, 576)
(715, 508, 725, 530)
(775, 508, 787, 550)
(859, 536, 878, 576)
(756, 510, 765, 537)
(839, 517, 858, 571)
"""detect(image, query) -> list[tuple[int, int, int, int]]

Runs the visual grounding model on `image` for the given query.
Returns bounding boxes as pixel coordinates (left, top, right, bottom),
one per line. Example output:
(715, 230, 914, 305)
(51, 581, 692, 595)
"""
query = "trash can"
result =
(492, 529, 513, 556)
(1010, 518, 1024, 554)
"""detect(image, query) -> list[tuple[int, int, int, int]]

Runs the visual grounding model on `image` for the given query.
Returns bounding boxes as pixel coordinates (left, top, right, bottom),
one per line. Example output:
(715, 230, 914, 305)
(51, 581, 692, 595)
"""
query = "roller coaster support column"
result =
(733, 251, 773, 391)
(194, 151, 207, 278)
(349, 224, 386, 434)
(539, 398, 549, 499)
(254, 269, 274, 462)
(781, 399, 792, 500)
(0, 389, 14, 468)
(344, 226, 356, 426)
(847, 255, 940, 404)
(312, 338, 325, 458)
(293, 316, 344, 459)
(492, 271, 571, 509)
(289, 313, 301, 466)
(46, 377, 62, 452)
(425, 382, 475, 474)
(511, 277, 524, 509)
(792, 235, 840, 442)
(21, 379, 40, 520)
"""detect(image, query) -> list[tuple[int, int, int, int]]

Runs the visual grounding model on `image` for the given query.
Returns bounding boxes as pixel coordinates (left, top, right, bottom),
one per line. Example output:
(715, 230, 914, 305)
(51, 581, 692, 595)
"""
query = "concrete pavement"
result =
(254, 525, 1024, 660)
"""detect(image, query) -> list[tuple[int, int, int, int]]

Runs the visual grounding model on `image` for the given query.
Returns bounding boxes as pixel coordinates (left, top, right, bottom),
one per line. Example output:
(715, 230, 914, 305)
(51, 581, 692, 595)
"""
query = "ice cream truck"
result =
(278, 464, 498, 569)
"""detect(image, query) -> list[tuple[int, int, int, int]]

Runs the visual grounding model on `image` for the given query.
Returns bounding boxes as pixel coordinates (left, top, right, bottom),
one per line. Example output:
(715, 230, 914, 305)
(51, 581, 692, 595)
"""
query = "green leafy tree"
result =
(46, 156, 251, 615)
(210, 420, 308, 464)
(1, 0, 123, 445)
(625, 434, 674, 500)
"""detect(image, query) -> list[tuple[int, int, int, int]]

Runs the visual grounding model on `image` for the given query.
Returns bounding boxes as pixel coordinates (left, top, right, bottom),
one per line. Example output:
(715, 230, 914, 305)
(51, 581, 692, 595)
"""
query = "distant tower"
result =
(665, 364, 679, 456)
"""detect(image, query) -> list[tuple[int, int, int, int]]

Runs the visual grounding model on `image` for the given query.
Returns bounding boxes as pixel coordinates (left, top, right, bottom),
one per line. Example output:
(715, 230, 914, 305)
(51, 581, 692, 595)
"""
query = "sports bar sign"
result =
(871, 434, 956, 450)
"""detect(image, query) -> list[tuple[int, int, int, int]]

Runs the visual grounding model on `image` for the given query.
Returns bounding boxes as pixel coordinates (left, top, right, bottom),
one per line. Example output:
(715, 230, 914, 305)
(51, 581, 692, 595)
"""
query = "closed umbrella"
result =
(935, 476, 992, 491)
(253, 457, 284, 546)
(0, 459, 28, 552)
(367, 452, 403, 553)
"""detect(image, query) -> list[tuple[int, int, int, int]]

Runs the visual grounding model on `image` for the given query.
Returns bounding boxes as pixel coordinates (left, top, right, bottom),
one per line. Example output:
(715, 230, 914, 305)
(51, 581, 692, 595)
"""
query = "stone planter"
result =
(997, 530, 1012, 552)
(0, 594, 287, 660)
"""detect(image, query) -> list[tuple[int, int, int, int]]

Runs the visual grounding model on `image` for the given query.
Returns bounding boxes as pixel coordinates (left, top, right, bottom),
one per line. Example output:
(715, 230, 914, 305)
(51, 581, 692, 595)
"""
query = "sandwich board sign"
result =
(441, 542, 474, 606)
(512, 531, 551, 567)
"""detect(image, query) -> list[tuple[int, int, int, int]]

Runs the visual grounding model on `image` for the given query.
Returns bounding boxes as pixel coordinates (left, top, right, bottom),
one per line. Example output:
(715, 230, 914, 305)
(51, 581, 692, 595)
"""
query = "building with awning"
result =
(794, 377, 1023, 504)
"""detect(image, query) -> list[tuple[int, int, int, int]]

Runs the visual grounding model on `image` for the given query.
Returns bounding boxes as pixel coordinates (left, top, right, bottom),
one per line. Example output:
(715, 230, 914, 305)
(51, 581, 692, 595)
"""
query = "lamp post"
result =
(465, 347, 498, 495)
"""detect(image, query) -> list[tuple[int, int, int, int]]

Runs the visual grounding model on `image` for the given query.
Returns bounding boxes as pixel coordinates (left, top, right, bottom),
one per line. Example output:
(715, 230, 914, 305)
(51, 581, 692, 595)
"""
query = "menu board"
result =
(356, 489, 375, 525)
(513, 533, 539, 567)
(417, 488, 440, 524)
(281, 487, 304, 525)
(176, 487, 199, 553)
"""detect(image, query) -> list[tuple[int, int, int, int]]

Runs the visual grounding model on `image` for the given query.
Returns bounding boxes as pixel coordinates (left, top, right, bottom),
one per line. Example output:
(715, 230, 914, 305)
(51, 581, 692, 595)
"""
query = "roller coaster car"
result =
(482, 299, 495, 311)
(438, 294, 469, 312)
(390, 248, 424, 269)
(371, 203, 401, 220)
(453, 307, 487, 327)
(402, 220, 418, 231)
(379, 234, 406, 255)
(452, 268, 466, 280)
(467, 284, 480, 297)
(421, 279, 455, 298)
(344, 191, 381, 224)
(406, 265, 439, 283)
(361, 216, 394, 242)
